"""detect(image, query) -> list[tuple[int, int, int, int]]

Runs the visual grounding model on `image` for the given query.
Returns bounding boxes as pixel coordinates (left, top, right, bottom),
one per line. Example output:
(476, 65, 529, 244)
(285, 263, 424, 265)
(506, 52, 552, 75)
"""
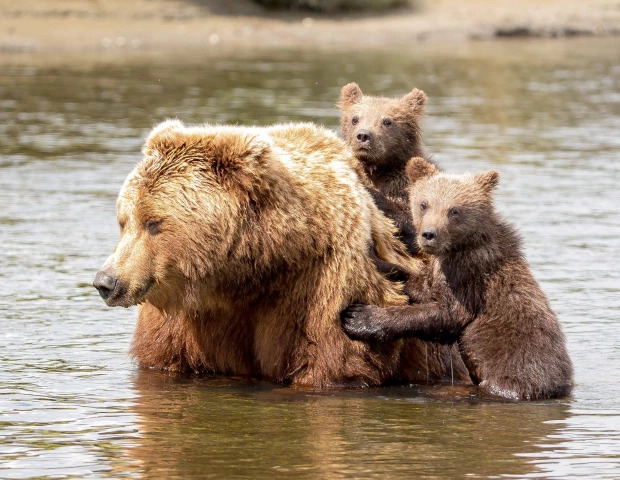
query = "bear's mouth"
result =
(104, 277, 155, 308)
(419, 243, 439, 255)
(134, 277, 155, 304)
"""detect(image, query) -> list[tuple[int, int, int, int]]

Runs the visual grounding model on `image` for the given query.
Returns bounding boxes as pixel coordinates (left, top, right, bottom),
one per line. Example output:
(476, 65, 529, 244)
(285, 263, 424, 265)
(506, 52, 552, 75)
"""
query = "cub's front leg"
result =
(340, 304, 397, 343)
(341, 302, 461, 345)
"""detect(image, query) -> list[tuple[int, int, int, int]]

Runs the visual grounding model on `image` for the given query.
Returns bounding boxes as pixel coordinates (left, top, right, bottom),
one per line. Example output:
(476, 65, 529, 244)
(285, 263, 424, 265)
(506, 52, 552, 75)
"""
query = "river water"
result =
(1, 37, 619, 479)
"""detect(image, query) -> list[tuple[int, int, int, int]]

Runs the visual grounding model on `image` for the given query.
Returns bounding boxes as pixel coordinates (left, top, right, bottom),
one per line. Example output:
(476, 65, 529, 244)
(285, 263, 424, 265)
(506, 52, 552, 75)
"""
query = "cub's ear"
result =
(143, 118, 185, 157)
(338, 82, 363, 110)
(474, 170, 500, 194)
(401, 88, 427, 113)
(406, 157, 437, 184)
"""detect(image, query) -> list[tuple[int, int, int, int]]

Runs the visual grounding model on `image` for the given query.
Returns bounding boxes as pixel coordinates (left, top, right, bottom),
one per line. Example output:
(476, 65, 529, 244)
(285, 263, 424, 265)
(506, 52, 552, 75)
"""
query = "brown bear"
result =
(93, 120, 458, 387)
(339, 84, 470, 383)
(339, 82, 429, 202)
(342, 157, 574, 400)
(338, 82, 430, 255)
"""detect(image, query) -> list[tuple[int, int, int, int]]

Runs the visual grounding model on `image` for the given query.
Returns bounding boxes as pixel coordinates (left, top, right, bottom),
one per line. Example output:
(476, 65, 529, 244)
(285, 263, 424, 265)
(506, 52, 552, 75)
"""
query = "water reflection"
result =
(130, 371, 571, 479)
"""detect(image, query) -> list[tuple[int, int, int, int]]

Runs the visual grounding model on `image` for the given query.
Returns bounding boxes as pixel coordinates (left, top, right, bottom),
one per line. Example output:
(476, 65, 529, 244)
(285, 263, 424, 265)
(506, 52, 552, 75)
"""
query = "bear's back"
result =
(263, 123, 372, 223)
(267, 123, 360, 182)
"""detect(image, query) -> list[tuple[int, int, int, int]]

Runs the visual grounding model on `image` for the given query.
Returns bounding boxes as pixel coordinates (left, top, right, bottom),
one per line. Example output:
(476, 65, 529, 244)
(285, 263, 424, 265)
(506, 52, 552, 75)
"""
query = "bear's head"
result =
(405, 157, 500, 255)
(93, 119, 274, 310)
(338, 82, 426, 172)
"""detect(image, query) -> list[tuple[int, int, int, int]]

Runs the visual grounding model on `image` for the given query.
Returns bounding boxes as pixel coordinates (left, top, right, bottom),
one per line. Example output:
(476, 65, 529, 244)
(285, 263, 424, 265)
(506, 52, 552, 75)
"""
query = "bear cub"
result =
(339, 82, 431, 256)
(342, 157, 574, 400)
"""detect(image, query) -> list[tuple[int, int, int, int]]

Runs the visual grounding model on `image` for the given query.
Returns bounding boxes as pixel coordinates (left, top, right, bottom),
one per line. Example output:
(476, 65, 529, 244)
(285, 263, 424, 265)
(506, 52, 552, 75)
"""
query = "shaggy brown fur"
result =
(342, 157, 574, 400)
(93, 121, 460, 387)
(339, 84, 469, 382)
(339, 84, 469, 383)
(338, 82, 432, 254)
(339, 83, 428, 202)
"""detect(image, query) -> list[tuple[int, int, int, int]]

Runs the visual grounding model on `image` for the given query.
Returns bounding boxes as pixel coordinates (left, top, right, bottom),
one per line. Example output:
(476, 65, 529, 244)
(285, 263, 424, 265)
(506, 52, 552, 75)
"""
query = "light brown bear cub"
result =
(340, 83, 470, 383)
(339, 83, 430, 255)
(339, 82, 428, 201)
(342, 157, 574, 400)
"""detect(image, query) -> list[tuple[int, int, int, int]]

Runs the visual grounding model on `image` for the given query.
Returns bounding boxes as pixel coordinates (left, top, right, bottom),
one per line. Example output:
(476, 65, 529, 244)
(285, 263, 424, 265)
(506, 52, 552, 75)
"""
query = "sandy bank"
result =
(1, 0, 619, 53)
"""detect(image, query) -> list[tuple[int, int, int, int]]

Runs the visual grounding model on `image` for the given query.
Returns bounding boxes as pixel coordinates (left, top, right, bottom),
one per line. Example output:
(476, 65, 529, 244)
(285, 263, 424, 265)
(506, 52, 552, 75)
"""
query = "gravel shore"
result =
(1, 0, 619, 53)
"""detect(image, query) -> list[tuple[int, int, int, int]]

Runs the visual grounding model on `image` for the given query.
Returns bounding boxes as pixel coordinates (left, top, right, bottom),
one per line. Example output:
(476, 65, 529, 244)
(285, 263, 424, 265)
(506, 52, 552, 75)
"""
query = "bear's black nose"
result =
(93, 271, 119, 300)
(421, 228, 438, 242)
(356, 130, 372, 145)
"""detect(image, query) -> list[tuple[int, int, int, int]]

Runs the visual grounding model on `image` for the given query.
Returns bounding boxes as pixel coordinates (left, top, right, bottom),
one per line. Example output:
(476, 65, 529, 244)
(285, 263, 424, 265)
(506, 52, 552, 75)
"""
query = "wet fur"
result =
(342, 158, 574, 399)
(339, 83, 469, 383)
(100, 120, 461, 387)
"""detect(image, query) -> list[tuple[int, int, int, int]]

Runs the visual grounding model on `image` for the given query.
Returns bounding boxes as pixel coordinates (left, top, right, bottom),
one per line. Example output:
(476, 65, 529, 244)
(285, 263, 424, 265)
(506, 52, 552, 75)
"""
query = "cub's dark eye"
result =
(420, 202, 428, 211)
(352, 116, 359, 125)
(449, 207, 460, 217)
(382, 118, 392, 126)
(118, 220, 126, 231)
(145, 219, 163, 235)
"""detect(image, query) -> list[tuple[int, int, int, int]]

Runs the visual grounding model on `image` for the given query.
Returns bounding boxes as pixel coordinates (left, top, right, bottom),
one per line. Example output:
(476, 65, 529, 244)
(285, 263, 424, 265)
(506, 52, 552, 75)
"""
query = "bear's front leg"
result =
(341, 302, 460, 344)
(341, 304, 397, 343)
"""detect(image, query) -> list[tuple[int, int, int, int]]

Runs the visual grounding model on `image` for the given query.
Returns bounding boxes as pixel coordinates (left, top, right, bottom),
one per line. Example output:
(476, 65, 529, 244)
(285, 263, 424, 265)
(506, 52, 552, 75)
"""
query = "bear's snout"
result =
(420, 227, 439, 251)
(355, 129, 372, 146)
(93, 270, 120, 301)
(421, 227, 438, 242)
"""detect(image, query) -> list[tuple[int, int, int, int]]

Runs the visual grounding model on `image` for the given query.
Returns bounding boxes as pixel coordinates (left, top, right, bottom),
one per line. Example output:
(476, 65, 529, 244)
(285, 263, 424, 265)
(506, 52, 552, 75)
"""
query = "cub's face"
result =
(406, 158, 499, 255)
(341, 97, 409, 167)
(338, 83, 426, 170)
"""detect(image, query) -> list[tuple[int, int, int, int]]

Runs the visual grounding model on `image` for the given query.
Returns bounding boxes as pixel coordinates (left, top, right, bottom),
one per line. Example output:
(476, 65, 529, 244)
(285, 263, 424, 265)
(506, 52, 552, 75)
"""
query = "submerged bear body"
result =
(94, 121, 459, 387)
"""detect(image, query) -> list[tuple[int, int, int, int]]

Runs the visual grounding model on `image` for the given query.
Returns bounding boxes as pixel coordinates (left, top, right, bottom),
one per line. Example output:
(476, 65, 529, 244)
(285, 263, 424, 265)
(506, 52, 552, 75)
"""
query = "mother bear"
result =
(94, 120, 461, 387)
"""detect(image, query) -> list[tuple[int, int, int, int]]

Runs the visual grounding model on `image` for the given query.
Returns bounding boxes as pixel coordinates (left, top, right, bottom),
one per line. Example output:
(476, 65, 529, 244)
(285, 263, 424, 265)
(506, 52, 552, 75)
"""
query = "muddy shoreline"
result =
(1, 0, 619, 54)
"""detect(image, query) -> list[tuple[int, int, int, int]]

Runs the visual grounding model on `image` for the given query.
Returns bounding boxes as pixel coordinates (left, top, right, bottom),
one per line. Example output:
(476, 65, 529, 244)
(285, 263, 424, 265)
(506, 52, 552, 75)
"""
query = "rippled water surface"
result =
(1, 38, 619, 479)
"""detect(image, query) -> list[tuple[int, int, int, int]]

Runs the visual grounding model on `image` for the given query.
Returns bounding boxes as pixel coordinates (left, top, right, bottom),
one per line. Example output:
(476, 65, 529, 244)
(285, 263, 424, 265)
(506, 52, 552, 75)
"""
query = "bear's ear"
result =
(338, 83, 363, 109)
(401, 88, 427, 114)
(208, 132, 271, 190)
(406, 157, 437, 184)
(143, 119, 187, 157)
(474, 170, 500, 195)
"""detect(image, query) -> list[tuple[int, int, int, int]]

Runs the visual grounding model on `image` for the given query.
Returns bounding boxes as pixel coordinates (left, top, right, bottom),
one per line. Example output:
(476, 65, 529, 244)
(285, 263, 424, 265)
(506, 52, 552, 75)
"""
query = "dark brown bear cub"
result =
(342, 157, 574, 400)
(339, 83, 430, 255)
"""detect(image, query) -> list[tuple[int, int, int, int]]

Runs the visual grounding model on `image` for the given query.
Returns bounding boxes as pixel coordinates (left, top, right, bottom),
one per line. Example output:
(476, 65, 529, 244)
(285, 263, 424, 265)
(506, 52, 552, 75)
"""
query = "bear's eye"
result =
(420, 202, 428, 211)
(449, 207, 460, 217)
(382, 118, 392, 126)
(145, 219, 163, 235)
(351, 116, 359, 125)
(118, 220, 126, 231)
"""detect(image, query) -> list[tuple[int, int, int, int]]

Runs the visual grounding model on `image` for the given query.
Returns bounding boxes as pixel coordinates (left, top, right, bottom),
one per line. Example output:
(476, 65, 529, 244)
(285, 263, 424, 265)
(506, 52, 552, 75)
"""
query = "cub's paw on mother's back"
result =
(341, 304, 392, 343)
